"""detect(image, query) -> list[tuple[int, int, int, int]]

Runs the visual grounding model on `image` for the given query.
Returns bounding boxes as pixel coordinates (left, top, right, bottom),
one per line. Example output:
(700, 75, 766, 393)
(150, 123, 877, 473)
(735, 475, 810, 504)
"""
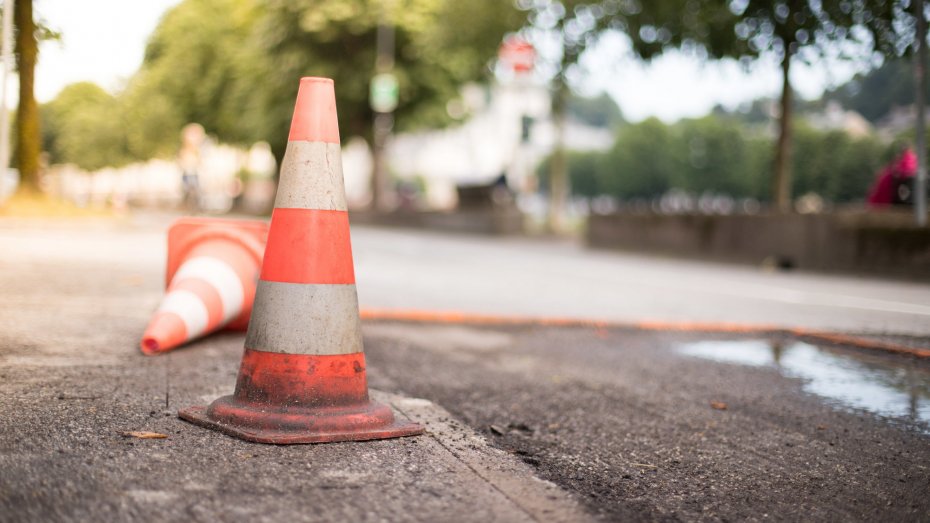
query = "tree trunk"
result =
(15, 0, 39, 192)
(548, 83, 569, 233)
(370, 113, 392, 211)
(772, 48, 793, 212)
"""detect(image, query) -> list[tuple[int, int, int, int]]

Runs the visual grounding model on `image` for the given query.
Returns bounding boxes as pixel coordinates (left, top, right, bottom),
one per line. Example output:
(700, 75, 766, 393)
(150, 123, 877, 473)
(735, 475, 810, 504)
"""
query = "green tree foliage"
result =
(252, 0, 524, 159)
(122, 0, 260, 159)
(42, 82, 129, 170)
(42, 0, 524, 167)
(563, 150, 601, 196)
(675, 116, 768, 197)
(516, 0, 917, 210)
(538, 148, 603, 197)
(621, 1, 895, 211)
(599, 118, 681, 199)
(518, 0, 722, 77)
(119, 74, 186, 161)
(853, 0, 920, 59)
(594, 116, 771, 201)
(826, 58, 927, 122)
(791, 124, 888, 202)
(568, 93, 624, 128)
(549, 116, 890, 204)
(719, 1, 874, 210)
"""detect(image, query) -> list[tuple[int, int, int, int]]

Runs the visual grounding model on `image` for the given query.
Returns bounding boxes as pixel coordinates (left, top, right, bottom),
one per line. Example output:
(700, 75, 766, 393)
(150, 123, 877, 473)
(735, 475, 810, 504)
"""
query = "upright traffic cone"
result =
(179, 77, 423, 444)
(141, 217, 268, 355)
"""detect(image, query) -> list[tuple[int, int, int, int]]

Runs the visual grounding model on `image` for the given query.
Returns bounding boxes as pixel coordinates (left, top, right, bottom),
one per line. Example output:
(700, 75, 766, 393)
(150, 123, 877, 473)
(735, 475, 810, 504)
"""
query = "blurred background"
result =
(1, 0, 929, 276)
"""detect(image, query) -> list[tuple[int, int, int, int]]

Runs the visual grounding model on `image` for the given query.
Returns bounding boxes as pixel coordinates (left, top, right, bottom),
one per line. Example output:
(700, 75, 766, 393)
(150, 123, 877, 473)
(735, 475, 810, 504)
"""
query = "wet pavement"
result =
(679, 340, 930, 429)
(365, 323, 930, 521)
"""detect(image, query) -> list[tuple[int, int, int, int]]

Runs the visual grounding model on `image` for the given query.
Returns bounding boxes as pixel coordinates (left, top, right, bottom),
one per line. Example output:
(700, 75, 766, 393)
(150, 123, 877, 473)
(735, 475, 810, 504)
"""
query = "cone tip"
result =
(300, 76, 333, 84)
(139, 313, 187, 355)
(140, 337, 162, 355)
(289, 76, 340, 144)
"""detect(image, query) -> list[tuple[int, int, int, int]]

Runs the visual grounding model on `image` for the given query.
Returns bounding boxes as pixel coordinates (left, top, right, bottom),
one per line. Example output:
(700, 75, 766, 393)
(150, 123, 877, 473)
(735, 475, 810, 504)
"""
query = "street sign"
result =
(498, 36, 535, 74)
(370, 73, 399, 113)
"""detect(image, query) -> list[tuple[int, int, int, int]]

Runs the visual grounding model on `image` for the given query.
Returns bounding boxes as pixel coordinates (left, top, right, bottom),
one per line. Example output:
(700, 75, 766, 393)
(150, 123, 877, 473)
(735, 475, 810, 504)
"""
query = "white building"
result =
(342, 80, 614, 210)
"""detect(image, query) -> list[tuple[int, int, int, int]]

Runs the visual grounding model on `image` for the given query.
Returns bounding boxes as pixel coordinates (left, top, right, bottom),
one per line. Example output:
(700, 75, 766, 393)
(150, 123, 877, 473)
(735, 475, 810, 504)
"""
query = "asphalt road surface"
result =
(1, 215, 928, 522)
(365, 322, 930, 521)
(2, 213, 928, 336)
(351, 226, 930, 336)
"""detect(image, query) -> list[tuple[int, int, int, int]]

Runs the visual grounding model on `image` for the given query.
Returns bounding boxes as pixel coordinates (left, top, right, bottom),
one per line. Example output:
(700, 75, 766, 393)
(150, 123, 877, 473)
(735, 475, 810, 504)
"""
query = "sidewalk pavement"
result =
(0, 350, 588, 522)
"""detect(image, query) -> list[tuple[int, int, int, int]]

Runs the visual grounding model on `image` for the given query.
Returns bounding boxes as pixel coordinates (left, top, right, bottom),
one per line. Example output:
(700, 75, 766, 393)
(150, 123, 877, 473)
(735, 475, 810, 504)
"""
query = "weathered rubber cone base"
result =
(178, 402, 424, 445)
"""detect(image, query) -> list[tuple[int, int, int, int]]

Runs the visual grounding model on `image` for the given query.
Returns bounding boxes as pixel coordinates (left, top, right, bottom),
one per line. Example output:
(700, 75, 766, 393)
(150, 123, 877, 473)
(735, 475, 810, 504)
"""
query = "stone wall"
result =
(587, 210, 930, 279)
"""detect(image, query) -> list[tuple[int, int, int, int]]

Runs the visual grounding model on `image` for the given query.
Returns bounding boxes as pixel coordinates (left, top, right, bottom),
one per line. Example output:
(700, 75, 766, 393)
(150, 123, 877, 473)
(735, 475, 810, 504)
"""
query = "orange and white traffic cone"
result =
(140, 217, 268, 355)
(179, 77, 423, 444)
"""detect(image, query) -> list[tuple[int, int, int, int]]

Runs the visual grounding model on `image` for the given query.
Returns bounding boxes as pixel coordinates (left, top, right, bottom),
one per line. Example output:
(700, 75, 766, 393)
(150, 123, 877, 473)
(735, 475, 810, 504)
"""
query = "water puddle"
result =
(678, 339, 930, 428)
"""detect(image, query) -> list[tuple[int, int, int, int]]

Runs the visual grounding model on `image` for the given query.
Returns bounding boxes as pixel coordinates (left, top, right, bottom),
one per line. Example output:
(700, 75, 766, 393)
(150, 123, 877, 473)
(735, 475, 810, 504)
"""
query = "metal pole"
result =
(371, 1, 395, 212)
(0, 0, 15, 175)
(915, 0, 928, 226)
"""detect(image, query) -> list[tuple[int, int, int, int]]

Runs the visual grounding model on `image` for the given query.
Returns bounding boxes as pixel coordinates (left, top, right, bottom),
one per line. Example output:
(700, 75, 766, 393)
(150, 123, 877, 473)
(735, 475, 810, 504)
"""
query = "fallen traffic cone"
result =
(179, 77, 423, 444)
(141, 217, 268, 355)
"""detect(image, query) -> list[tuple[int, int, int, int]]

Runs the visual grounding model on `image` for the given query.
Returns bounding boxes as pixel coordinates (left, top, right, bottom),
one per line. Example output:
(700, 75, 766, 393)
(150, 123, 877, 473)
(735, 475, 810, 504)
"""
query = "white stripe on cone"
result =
(274, 142, 347, 211)
(173, 256, 245, 323)
(245, 138, 362, 356)
(245, 281, 363, 355)
(157, 289, 210, 339)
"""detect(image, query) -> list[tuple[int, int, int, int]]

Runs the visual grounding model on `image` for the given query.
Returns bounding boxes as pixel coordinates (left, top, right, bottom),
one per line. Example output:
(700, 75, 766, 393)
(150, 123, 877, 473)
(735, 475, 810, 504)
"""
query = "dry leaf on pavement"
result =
(121, 431, 168, 439)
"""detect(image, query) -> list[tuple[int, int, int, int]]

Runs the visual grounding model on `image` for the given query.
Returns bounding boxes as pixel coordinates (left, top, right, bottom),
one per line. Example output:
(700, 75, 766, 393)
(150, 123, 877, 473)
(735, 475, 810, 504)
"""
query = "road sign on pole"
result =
(499, 36, 535, 74)
(370, 73, 399, 113)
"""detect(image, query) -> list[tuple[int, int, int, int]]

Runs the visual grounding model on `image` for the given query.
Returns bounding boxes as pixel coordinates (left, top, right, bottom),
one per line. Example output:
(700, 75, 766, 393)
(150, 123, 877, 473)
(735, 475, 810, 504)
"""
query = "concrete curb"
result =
(375, 391, 594, 523)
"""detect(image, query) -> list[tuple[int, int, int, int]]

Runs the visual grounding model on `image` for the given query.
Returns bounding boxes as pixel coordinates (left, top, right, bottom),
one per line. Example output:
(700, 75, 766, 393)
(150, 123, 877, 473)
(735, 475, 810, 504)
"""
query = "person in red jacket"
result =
(867, 147, 917, 207)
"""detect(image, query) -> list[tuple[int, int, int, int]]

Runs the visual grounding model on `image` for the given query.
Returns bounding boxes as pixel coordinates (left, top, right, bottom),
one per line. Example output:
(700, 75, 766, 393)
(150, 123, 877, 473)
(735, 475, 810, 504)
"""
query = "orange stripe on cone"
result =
(180, 77, 423, 444)
(261, 208, 355, 284)
(140, 218, 268, 355)
(233, 349, 369, 407)
(141, 313, 188, 354)
(171, 278, 224, 329)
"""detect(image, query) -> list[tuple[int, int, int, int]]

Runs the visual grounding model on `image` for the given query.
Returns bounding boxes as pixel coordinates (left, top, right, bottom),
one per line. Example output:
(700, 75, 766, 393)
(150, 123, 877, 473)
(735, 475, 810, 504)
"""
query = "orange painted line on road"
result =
(261, 208, 355, 285)
(358, 308, 930, 359)
(359, 308, 781, 332)
(787, 329, 930, 359)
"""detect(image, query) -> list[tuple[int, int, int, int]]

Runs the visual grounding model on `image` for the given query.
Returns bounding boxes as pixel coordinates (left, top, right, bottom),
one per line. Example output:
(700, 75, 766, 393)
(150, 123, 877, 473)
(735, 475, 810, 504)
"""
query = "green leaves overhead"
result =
(131, 0, 261, 148)
(43, 0, 525, 166)
(253, 0, 524, 155)
(41, 0, 922, 186)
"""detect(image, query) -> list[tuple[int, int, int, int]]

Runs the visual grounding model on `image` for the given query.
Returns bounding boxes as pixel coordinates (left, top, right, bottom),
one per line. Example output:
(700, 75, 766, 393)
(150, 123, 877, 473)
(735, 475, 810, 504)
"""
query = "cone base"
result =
(178, 399, 424, 445)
